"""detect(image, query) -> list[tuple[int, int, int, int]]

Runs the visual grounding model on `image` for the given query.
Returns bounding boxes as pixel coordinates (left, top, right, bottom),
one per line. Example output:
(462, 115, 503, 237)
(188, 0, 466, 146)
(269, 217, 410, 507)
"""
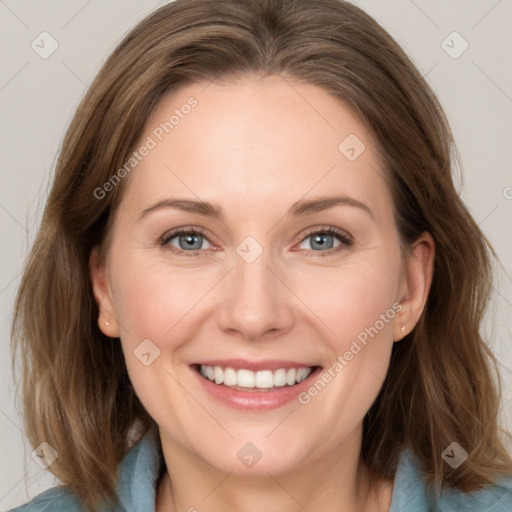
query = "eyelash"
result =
(159, 226, 353, 258)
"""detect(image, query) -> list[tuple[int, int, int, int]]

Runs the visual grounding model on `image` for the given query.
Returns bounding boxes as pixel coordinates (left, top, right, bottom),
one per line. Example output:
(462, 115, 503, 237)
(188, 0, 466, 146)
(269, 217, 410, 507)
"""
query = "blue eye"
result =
(160, 226, 352, 257)
(160, 228, 211, 256)
(297, 227, 352, 256)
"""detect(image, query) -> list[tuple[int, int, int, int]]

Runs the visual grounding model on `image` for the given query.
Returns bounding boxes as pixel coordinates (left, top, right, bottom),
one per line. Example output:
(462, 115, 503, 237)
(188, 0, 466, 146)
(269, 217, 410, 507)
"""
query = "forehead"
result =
(120, 75, 391, 220)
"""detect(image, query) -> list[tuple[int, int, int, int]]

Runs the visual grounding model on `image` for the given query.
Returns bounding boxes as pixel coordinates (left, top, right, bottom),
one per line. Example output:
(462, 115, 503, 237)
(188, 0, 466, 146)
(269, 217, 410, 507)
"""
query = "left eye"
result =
(298, 229, 350, 252)
(160, 227, 352, 257)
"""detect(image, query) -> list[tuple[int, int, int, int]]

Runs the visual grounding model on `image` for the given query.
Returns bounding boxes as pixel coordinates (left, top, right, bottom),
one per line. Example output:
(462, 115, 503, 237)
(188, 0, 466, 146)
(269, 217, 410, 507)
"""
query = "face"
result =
(90, 74, 433, 477)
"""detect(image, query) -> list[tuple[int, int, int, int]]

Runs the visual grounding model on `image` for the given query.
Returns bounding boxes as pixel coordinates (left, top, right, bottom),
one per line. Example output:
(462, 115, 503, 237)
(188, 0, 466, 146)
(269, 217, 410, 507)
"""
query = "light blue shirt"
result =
(9, 427, 512, 511)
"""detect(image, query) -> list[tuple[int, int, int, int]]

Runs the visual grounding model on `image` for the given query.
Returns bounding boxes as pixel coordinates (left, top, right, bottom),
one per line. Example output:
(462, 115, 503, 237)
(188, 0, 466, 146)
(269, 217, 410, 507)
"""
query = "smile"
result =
(190, 360, 322, 410)
(199, 364, 313, 390)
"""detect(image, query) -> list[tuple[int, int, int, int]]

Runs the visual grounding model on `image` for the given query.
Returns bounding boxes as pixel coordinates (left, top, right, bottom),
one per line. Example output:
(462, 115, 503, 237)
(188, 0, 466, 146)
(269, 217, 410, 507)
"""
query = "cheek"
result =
(292, 255, 401, 350)
(111, 255, 216, 341)
(294, 262, 400, 431)
(109, 258, 208, 434)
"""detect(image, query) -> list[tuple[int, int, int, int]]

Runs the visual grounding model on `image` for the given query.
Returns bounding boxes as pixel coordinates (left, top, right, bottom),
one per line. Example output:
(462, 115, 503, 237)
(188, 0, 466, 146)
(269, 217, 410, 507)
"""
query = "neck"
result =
(155, 428, 393, 512)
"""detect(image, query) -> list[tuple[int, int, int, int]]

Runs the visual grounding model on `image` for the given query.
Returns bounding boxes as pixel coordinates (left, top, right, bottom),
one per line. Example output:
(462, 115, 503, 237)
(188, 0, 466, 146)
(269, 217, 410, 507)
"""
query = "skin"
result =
(90, 74, 434, 512)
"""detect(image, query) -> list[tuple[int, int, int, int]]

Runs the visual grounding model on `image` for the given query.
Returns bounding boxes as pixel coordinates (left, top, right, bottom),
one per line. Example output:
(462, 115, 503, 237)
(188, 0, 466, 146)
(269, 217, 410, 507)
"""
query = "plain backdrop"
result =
(1, 0, 511, 509)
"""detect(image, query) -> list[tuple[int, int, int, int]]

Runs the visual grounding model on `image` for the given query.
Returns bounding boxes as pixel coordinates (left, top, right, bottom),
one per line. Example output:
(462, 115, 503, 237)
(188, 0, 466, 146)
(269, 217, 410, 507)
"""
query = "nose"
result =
(216, 247, 295, 342)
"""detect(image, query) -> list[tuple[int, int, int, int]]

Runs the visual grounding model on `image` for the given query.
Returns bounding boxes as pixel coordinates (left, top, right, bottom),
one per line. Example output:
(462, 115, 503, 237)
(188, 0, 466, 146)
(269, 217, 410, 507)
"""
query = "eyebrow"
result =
(138, 195, 374, 221)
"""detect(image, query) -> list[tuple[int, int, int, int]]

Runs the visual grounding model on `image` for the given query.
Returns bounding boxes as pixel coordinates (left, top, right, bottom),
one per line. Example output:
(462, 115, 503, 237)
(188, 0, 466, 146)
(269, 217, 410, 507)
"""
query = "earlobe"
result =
(394, 231, 435, 341)
(89, 246, 120, 338)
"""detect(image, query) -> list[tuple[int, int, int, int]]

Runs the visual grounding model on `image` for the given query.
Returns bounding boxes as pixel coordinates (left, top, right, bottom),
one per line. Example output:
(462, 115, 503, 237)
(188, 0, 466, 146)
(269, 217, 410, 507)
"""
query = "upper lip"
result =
(192, 359, 319, 372)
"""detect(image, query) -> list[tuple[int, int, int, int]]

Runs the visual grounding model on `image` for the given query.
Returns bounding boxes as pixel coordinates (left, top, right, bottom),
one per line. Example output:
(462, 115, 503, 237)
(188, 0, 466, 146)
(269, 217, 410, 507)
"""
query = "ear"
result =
(89, 246, 120, 338)
(394, 231, 435, 341)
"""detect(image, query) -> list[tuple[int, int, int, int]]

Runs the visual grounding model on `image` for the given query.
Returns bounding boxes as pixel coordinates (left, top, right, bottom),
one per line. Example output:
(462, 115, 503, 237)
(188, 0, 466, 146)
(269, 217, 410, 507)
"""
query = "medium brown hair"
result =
(11, 0, 512, 509)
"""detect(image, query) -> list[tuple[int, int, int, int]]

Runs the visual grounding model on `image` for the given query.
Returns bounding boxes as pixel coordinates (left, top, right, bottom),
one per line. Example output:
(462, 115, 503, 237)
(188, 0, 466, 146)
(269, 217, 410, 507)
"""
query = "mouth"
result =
(191, 361, 321, 409)
(194, 364, 319, 391)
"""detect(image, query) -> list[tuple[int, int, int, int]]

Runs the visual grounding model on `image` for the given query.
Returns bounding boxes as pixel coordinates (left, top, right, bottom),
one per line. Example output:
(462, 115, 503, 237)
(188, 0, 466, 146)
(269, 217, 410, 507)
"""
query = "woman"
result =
(9, 0, 512, 510)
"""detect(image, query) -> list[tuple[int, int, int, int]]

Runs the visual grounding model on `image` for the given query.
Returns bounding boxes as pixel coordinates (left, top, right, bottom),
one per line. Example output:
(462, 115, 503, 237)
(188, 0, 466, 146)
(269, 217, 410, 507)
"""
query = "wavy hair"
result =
(11, 0, 512, 509)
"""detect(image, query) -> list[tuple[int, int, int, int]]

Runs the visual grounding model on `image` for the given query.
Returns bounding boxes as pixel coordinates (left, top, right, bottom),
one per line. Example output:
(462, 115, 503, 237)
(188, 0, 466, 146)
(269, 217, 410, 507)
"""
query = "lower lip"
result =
(191, 365, 322, 411)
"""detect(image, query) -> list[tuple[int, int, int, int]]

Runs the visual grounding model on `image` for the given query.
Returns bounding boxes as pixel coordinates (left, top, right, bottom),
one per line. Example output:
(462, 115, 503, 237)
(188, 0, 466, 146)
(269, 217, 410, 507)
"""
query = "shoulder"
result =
(7, 485, 123, 512)
(9, 427, 162, 512)
(390, 448, 512, 512)
(7, 486, 86, 512)
(438, 477, 512, 512)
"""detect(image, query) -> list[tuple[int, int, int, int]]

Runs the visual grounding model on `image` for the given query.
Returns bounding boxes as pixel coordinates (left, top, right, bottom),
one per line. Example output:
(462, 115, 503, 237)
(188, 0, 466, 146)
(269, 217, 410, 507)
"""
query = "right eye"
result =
(160, 227, 214, 257)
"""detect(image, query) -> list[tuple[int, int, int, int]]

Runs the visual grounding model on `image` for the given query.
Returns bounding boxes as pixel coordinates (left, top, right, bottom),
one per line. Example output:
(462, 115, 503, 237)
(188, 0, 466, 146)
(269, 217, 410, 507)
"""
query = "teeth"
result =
(255, 370, 273, 388)
(224, 367, 237, 386)
(214, 366, 224, 384)
(274, 368, 287, 386)
(199, 365, 313, 389)
(286, 368, 296, 386)
(297, 368, 309, 382)
(237, 369, 255, 388)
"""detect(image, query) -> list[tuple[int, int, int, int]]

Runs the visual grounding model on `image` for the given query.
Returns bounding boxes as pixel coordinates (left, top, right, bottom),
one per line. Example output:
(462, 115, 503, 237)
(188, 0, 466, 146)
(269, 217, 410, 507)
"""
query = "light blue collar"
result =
(113, 428, 432, 511)
(112, 428, 512, 511)
(114, 426, 164, 511)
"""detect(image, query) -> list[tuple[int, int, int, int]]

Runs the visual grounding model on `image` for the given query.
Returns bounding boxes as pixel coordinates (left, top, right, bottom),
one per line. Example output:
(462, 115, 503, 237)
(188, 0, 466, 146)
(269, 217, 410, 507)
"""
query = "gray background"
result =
(1, 0, 511, 508)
